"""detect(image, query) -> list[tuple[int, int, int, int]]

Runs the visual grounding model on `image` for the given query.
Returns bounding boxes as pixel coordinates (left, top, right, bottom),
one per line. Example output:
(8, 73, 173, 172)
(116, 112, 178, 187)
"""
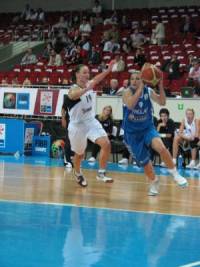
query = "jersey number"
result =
(86, 94, 92, 103)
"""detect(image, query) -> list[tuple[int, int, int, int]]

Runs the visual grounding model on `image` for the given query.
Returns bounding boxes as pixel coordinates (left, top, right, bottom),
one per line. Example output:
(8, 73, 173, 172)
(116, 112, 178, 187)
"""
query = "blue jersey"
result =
(123, 86, 154, 133)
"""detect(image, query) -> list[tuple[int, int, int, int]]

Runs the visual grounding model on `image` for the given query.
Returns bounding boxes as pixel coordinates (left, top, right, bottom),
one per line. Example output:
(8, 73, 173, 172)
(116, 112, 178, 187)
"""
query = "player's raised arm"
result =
(149, 76, 166, 106)
(122, 79, 144, 110)
(88, 60, 116, 89)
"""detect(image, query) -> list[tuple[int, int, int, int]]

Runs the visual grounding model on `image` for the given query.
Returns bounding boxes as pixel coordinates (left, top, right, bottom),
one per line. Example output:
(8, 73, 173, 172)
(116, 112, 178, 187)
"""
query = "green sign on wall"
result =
(178, 103, 184, 110)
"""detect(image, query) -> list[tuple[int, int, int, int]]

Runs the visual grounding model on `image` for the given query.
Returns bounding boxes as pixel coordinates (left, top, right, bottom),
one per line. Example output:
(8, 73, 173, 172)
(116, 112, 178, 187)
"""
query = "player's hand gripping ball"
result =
(141, 63, 162, 88)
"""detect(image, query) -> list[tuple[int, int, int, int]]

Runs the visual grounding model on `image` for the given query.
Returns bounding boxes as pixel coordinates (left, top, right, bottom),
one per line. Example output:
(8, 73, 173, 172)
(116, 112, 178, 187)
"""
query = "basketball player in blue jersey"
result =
(66, 61, 115, 187)
(123, 71, 188, 196)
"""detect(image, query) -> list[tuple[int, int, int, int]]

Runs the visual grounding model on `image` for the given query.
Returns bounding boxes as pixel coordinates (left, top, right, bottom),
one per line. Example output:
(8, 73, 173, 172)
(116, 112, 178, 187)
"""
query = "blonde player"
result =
(123, 71, 188, 195)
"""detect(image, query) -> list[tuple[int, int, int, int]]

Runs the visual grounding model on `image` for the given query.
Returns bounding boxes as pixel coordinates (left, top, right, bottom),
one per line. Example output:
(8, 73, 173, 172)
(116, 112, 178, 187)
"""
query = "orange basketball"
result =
(141, 63, 162, 87)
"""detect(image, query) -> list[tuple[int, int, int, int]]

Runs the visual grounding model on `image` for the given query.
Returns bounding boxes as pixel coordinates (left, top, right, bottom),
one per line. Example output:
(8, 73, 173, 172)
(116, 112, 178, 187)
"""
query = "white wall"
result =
(96, 97, 200, 121)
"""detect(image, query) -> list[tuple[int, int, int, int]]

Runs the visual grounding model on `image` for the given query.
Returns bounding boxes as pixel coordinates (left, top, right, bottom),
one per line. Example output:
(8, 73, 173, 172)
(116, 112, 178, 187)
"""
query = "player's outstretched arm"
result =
(88, 60, 116, 89)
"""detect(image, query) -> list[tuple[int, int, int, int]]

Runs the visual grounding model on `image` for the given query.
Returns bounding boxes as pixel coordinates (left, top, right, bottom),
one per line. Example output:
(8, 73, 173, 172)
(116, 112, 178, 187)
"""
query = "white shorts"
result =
(68, 118, 107, 155)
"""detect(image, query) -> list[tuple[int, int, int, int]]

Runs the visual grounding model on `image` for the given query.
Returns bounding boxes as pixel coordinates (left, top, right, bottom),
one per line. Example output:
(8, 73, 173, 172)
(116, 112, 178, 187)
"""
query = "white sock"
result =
(98, 169, 105, 174)
(190, 160, 195, 164)
(168, 167, 178, 177)
(173, 158, 177, 164)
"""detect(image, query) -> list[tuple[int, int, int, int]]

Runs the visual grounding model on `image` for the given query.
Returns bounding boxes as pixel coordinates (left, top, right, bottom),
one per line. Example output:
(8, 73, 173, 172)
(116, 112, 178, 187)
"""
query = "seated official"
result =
(88, 106, 113, 162)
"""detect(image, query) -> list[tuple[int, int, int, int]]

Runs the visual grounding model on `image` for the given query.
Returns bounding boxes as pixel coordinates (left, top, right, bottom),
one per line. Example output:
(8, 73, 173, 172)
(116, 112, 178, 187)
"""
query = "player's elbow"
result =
(159, 99, 166, 106)
(160, 101, 166, 106)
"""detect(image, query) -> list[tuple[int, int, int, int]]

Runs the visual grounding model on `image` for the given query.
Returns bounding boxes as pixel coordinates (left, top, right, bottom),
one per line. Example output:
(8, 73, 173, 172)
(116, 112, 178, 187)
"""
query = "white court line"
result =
(179, 261, 200, 267)
(0, 198, 200, 218)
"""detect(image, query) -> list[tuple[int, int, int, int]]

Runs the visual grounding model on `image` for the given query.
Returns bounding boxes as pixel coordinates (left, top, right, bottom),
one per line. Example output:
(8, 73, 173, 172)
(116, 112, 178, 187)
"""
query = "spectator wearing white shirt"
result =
(53, 16, 69, 31)
(188, 59, 200, 96)
(103, 38, 120, 53)
(130, 28, 146, 49)
(152, 19, 165, 45)
(104, 10, 118, 25)
(189, 60, 200, 81)
(112, 54, 125, 72)
(79, 18, 92, 36)
(92, 0, 102, 15)
(37, 8, 45, 23)
(21, 48, 37, 65)
(48, 49, 63, 66)
(21, 4, 31, 20)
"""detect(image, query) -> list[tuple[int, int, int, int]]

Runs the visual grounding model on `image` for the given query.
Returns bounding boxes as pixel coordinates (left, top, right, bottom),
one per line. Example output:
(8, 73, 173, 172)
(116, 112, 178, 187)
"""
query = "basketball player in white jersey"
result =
(172, 108, 200, 168)
(66, 61, 115, 187)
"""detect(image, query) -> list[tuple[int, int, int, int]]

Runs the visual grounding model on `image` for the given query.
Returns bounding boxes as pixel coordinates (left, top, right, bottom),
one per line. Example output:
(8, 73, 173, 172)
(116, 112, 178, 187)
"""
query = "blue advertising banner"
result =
(0, 123, 6, 148)
(17, 93, 30, 110)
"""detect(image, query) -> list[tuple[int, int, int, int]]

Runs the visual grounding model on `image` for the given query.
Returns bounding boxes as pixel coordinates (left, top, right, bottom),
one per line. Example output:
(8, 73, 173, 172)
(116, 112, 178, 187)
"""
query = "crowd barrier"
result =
(0, 86, 199, 121)
(0, 118, 39, 154)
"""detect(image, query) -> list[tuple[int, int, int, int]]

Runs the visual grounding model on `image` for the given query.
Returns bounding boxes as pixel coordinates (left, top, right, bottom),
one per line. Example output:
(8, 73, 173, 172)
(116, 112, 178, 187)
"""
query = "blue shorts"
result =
(124, 126, 159, 167)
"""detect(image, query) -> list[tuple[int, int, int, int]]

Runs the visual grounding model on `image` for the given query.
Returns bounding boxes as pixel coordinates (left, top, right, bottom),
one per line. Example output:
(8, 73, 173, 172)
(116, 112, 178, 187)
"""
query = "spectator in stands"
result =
(27, 9, 38, 22)
(172, 108, 199, 168)
(103, 24, 119, 43)
(1, 77, 9, 87)
(79, 17, 92, 36)
(152, 19, 165, 45)
(41, 76, 49, 86)
(88, 105, 113, 163)
(88, 46, 101, 65)
(53, 35, 66, 54)
(22, 76, 32, 87)
(92, 13, 103, 26)
(11, 77, 20, 87)
(71, 29, 81, 45)
(48, 49, 63, 66)
(42, 42, 53, 60)
(111, 54, 125, 72)
(134, 48, 147, 68)
(116, 79, 129, 96)
(52, 16, 69, 33)
(92, 0, 102, 16)
(79, 35, 92, 55)
(188, 59, 200, 96)
(186, 54, 197, 72)
(104, 10, 118, 25)
(130, 28, 146, 49)
(21, 48, 37, 66)
(140, 20, 151, 35)
(62, 78, 69, 85)
(180, 15, 196, 38)
(102, 79, 119, 95)
(98, 60, 107, 72)
(122, 41, 131, 54)
(162, 54, 181, 81)
(21, 3, 31, 21)
(103, 38, 120, 53)
(121, 15, 130, 29)
(37, 8, 45, 23)
(67, 46, 83, 65)
(156, 108, 175, 165)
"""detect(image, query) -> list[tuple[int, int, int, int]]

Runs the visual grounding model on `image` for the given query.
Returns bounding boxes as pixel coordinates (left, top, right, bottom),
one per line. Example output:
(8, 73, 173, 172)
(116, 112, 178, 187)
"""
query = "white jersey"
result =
(67, 84, 96, 123)
(184, 118, 196, 137)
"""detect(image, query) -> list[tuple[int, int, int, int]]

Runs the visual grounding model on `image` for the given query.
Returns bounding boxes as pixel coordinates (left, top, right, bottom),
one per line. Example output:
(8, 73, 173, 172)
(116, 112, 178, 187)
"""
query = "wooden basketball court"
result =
(0, 161, 199, 216)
